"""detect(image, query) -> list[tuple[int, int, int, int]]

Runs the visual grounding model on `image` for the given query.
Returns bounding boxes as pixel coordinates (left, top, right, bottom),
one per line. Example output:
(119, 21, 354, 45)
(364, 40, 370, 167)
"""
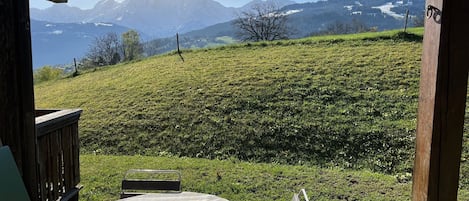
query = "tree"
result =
(86, 32, 121, 66)
(122, 30, 143, 61)
(233, 3, 290, 42)
(314, 19, 375, 36)
(413, 12, 425, 27)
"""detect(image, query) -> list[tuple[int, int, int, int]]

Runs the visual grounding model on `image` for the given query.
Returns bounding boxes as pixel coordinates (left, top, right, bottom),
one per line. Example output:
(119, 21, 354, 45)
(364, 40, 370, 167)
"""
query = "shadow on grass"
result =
(363, 31, 423, 42)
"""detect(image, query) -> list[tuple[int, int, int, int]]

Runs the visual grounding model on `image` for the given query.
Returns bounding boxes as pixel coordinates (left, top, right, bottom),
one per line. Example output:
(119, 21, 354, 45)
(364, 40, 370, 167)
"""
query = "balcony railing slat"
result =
(52, 131, 61, 199)
(62, 126, 72, 191)
(73, 123, 81, 185)
(37, 134, 48, 200)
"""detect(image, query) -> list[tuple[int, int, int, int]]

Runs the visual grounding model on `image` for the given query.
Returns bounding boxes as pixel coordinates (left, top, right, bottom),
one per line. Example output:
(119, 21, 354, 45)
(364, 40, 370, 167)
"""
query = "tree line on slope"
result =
(33, 30, 144, 83)
(82, 30, 144, 68)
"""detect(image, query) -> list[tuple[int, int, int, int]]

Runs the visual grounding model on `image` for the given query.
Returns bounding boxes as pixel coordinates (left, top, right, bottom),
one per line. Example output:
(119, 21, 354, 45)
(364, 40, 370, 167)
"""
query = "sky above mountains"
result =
(30, 0, 315, 9)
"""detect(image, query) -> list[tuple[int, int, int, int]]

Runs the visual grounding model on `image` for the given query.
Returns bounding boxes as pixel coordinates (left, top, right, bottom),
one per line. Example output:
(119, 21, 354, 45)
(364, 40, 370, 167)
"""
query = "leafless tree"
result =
(233, 3, 290, 42)
(86, 32, 121, 66)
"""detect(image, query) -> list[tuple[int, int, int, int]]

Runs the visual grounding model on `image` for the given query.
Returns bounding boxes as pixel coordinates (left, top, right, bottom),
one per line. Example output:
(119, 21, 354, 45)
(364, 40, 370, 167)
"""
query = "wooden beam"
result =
(412, 0, 469, 200)
(0, 0, 38, 200)
(48, 0, 68, 3)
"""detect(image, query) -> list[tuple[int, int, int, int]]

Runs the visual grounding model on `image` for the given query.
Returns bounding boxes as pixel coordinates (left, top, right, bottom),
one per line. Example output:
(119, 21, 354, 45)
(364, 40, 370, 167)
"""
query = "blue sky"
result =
(30, 0, 315, 9)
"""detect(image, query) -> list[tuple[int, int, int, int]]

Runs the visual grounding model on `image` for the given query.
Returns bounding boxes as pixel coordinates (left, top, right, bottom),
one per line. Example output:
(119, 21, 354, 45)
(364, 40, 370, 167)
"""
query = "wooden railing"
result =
(35, 109, 82, 201)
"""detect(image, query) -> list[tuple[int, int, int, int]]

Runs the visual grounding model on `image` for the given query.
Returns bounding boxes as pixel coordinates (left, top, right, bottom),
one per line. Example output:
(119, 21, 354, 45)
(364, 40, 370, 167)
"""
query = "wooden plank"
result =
(72, 123, 81, 185)
(37, 136, 48, 201)
(57, 128, 65, 194)
(12, 0, 38, 199)
(436, 1, 469, 199)
(411, 0, 469, 200)
(122, 180, 181, 191)
(35, 109, 59, 117)
(0, 0, 38, 199)
(70, 123, 81, 201)
(36, 109, 82, 136)
(0, 0, 22, 166)
(41, 134, 51, 201)
(411, 0, 443, 200)
(47, 135, 54, 201)
(62, 125, 73, 190)
(51, 131, 60, 199)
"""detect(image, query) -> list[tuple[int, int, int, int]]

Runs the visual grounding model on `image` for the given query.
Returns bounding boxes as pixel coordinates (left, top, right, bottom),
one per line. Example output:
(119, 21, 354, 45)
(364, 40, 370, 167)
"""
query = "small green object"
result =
(0, 146, 31, 201)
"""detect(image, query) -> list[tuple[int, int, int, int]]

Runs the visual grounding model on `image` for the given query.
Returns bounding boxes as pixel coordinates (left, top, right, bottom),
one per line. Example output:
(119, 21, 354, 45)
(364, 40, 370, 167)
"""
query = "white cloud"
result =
(284, 9, 303, 16)
(50, 30, 63, 35)
(94, 22, 114, 27)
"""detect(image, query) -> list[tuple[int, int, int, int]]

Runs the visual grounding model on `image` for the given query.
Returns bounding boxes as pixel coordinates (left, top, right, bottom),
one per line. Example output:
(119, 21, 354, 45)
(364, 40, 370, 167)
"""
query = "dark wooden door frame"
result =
(412, 0, 469, 200)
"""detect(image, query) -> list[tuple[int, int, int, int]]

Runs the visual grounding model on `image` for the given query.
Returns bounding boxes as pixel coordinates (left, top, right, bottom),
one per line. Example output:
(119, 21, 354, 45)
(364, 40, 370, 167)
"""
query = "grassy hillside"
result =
(34, 28, 468, 193)
(36, 29, 421, 172)
(35, 29, 469, 200)
(35, 29, 421, 169)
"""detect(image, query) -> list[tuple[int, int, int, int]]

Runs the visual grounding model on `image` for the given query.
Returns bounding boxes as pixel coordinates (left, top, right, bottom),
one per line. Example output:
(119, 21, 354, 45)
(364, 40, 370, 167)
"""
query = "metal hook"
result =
(426, 5, 436, 19)
(426, 6, 432, 18)
(426, 5, 442, 24)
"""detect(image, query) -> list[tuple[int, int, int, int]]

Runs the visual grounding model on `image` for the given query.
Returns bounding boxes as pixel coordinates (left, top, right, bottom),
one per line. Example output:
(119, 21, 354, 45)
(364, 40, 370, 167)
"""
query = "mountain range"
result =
(185, 0, 423, 38)
(29, 0, 301, 68)
(30, 0, 424, 68)
(141, 0, 425, 57)
(30, 0, 297, 38)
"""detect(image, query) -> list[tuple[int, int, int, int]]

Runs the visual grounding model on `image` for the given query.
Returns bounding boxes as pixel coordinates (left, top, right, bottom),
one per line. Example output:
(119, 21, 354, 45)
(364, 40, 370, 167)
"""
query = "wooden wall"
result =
(0, 0, 39, 199)
(412, 0, 469, 200)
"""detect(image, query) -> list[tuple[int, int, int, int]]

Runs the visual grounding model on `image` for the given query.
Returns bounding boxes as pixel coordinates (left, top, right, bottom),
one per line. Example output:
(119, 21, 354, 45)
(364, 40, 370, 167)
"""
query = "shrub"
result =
(33, 66, 63, 84)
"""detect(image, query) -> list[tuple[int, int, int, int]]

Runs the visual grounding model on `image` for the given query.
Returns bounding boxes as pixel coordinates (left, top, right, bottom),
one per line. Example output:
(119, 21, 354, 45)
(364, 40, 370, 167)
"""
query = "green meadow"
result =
(35, 28, 469, 200)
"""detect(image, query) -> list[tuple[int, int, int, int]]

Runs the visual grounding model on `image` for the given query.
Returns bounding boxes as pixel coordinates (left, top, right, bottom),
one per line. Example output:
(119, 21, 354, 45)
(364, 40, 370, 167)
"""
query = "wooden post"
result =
(0, 0, 39, 200)
(404, 9, 410, 32)
(73, 58, 79, 77)
(176, 33, 184, 62)
(412, 0, 469, 200)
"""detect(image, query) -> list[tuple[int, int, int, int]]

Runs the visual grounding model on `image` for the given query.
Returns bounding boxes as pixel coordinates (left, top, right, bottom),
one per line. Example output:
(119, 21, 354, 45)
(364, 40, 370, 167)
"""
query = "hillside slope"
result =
(34, 29, 463, 175)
